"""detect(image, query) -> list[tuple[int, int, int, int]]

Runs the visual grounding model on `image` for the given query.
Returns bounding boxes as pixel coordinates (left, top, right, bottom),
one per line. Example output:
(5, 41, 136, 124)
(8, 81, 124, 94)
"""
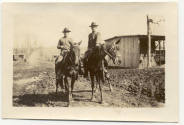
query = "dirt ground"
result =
(13, 61, 165, 107)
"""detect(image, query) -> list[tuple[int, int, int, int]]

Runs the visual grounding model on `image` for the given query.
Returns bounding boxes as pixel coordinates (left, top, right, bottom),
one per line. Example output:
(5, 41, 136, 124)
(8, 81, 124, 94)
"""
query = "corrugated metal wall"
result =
(119, 36, 140, 68)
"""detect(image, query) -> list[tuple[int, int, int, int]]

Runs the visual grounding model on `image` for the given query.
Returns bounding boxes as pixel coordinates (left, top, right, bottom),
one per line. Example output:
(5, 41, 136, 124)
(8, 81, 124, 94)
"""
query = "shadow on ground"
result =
(72, 90, 101, 104)
(13, 92, 69, 107)
(72, 90, 91, 93)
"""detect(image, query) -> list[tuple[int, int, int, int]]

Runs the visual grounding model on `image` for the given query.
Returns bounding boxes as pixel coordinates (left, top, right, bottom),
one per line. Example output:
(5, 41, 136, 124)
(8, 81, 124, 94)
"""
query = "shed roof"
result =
(105, 35, 165, 42)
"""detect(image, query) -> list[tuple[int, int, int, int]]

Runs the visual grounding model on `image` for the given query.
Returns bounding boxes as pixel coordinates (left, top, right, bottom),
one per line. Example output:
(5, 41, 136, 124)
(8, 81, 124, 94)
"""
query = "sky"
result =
(8, 3, 167, 52)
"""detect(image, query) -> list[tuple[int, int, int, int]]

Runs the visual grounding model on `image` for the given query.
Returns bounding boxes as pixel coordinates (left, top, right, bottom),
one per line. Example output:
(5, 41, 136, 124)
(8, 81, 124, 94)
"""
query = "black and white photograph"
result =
(2, 2, 178, 122)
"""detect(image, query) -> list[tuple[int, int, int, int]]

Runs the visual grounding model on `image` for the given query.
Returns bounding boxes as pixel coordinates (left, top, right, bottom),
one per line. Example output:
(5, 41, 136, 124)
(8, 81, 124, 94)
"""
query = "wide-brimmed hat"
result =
(62, 27, 71, 33)
(89, 22, 98, 27)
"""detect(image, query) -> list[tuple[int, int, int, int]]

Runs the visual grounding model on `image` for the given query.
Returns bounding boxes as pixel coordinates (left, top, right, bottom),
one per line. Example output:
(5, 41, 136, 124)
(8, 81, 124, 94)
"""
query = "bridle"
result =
(103, 43, 119, 64)
(67, 45, 80, 69)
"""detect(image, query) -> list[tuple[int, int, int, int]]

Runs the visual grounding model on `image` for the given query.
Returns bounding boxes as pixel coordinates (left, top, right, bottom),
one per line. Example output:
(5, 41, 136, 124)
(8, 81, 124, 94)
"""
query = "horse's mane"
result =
(88, 46, 105, 68)
(65, 49, 76, 67)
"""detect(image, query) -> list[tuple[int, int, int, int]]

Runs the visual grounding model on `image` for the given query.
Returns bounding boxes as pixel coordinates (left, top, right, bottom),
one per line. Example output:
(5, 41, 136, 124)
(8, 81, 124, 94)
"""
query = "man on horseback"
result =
(55, 27, 74, 79)
(55, 27, 82, 104)
(84, 22, 107, 80)
(56, 27, 74, 64)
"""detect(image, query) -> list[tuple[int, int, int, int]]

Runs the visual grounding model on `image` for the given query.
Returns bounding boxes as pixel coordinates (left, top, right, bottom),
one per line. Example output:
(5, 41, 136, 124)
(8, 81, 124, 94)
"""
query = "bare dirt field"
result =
(13, 61, 165, 107)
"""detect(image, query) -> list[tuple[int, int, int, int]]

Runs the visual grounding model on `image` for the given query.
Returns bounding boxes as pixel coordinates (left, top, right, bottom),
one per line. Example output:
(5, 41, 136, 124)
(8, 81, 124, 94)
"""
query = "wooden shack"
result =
(105, 35, 165, 68)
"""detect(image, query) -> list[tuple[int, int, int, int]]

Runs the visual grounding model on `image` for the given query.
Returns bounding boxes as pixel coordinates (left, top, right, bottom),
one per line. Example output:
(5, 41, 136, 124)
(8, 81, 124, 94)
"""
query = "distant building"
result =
(105, 35, 165, 68)
(13, 48, 26, 61)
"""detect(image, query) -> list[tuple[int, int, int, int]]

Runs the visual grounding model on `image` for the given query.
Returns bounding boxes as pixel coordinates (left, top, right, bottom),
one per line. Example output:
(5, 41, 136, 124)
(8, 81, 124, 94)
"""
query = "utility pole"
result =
(159, 40, 161, 66)
(147, 15, 151, 68)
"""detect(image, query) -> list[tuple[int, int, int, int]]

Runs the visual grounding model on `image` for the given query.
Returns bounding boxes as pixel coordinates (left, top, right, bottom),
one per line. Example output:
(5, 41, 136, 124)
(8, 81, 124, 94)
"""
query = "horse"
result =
(55, 41, 82, 105)
(84, 42, 121, 103)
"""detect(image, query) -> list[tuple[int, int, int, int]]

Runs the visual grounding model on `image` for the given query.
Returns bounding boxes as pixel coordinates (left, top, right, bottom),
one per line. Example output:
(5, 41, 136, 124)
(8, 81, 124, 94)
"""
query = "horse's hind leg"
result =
(99, 78, 103, 104)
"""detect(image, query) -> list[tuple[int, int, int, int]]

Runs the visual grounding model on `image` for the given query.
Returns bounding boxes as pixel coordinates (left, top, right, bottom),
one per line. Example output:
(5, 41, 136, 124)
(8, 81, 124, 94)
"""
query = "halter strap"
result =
(103, 49, 113, 59)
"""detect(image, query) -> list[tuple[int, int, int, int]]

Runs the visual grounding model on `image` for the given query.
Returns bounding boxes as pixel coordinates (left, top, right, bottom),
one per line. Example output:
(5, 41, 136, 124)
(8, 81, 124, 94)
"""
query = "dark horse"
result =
(55, 41, 82, 105)
(84, 42, 121, 103)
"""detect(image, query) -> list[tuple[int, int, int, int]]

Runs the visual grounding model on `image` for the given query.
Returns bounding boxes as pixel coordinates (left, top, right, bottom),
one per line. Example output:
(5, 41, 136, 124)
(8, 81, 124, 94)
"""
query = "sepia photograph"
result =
(2, 2, 178, 122)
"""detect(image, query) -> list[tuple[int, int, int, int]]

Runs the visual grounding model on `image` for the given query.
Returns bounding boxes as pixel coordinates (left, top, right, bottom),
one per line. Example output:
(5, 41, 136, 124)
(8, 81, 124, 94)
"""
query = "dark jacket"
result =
(88, 32, 101, 50)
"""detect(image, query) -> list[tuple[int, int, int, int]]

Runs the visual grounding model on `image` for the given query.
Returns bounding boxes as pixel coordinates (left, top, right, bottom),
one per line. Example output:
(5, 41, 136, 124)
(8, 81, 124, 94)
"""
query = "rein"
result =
(103, 49, 114, 60)
(102, 45, 116, 62)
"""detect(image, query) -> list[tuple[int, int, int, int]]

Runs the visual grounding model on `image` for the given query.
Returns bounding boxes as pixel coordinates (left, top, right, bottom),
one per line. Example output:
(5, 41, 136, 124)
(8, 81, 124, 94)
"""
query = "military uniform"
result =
(55, 27, 73, 80)
(84, 22, 107, 80)
(88, 32, 101, 50)
(84, 32, 102, 58)
(56, 37, 74, 64)
(55, 27, 74, 65)
(57, 37, 74, 54)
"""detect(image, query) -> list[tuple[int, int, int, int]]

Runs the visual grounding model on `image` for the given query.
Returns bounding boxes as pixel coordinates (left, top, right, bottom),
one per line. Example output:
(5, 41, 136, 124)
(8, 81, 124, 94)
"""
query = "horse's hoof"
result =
(99, 101, 103, 104)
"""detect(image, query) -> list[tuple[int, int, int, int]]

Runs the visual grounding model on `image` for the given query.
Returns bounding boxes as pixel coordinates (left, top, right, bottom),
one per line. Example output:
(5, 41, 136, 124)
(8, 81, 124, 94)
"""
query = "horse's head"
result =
(70, 41, 82, 67)
(106, 41, 121, 65)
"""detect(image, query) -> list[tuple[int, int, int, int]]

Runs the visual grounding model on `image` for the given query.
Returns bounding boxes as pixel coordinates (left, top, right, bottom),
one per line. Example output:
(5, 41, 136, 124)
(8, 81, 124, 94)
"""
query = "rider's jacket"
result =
(88, 32, 101, 50)
(57, 37, 74, 55)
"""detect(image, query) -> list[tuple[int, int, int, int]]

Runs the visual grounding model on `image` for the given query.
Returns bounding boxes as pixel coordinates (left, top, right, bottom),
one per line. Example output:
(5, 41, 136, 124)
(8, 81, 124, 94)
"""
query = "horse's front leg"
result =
(94, 75, 100, 92)
(90, 72, 95, 101)
(56, 79, 59, 94)
(58, 75, 64, 91)
(71, 76, 75, 99)
(98, 75, 103, 104)
(64, 76, 70, 106)
(106, 74, 113, 92)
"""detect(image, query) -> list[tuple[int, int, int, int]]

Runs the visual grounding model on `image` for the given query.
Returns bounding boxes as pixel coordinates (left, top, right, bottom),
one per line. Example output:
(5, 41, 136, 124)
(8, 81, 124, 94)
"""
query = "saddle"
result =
(55, 51, 68, 65)
(55, 52, 68, 79)
(85, 46, 102, 59)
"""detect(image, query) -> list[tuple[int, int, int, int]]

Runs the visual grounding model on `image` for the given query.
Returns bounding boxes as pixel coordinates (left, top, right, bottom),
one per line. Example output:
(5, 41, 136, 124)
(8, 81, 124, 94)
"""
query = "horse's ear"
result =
(78, 40, 82, 45)
(115, 39, 120, 44)
(115, 39, 120, 50)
